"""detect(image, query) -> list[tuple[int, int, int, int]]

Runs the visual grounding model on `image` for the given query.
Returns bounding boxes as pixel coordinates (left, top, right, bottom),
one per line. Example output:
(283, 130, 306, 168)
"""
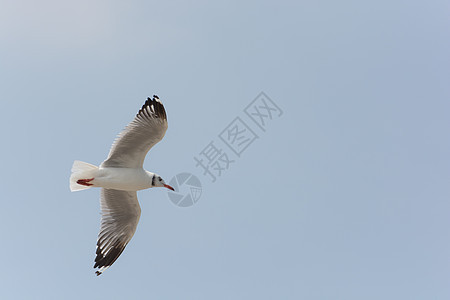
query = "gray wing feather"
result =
(101, 96, 168, 168)
(94, 188, 141, 276)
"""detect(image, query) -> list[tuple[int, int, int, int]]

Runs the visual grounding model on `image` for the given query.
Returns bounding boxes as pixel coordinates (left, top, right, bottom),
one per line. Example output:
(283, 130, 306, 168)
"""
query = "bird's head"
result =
(151, 173, 174, 191)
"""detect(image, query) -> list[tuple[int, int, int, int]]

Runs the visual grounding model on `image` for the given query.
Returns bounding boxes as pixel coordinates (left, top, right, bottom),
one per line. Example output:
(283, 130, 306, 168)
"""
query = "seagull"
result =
(69, 95, 174, 276)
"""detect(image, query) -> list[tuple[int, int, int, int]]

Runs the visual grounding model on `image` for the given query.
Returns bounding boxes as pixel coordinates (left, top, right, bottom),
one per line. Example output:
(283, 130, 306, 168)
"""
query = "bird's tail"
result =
(70, 160, 99, 192)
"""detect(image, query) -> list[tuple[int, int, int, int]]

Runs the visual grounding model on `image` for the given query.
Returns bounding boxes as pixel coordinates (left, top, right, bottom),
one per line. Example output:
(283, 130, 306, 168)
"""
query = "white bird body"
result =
(70, 95, 173, 276)
(72, 166, 155, 191)
(94, 168, 155, 191)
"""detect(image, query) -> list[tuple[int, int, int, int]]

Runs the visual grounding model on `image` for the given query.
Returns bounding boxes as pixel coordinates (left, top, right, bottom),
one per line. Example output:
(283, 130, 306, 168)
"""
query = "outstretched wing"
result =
(101, 95, 168, 168)
(94, 189, 141, 276)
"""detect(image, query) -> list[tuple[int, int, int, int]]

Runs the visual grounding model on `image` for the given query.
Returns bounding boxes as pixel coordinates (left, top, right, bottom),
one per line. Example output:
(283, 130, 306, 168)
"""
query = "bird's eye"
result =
(159, 177, 162, 181)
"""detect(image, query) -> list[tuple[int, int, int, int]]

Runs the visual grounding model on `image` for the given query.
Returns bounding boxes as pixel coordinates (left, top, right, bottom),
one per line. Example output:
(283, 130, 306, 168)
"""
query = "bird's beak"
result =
(164, 184, 175, 191)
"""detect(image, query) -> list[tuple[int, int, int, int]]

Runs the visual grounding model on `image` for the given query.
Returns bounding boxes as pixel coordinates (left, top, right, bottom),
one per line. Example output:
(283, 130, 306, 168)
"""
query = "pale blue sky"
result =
(1, 0, 450, 299)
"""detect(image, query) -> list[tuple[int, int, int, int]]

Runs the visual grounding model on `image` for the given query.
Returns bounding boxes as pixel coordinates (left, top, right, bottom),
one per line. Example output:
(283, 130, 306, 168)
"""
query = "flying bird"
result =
(70, 95, 174, 276)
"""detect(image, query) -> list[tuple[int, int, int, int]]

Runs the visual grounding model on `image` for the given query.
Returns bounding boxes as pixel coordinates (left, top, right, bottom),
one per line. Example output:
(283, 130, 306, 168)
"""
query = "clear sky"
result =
(1, 0, 449, 299)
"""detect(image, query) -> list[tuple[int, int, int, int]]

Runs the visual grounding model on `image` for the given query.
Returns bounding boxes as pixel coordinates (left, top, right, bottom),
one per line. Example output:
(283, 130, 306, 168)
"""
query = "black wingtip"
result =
(147, 95, 159, 101)
(138, 95, 167, 121)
